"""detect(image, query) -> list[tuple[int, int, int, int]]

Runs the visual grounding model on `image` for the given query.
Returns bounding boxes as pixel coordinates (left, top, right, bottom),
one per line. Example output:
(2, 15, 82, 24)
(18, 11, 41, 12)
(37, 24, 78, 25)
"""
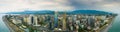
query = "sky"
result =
(0, 0, 120, 14)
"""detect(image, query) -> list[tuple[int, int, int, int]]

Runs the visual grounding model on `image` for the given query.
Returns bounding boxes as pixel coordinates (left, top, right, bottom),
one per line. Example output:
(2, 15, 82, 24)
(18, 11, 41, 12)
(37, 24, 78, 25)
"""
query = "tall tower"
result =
(54, 11, 58, 28)
(62, 11, 66, 30)
(33, 15, 40, 26)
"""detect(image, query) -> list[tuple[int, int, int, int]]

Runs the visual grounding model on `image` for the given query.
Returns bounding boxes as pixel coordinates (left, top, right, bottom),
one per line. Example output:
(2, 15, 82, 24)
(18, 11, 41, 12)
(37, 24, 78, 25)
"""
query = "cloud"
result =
(0, 0, 74, 13)
(0, 0, 120, 14)
(66, 0, 120, 14)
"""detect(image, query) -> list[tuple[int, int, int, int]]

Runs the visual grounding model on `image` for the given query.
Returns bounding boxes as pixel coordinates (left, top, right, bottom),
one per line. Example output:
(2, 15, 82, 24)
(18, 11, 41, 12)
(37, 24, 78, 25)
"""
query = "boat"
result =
(2, 10, 117, 32)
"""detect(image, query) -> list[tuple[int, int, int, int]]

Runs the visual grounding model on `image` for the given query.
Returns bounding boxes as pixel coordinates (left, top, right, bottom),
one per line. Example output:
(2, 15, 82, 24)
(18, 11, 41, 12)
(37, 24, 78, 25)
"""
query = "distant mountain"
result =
(67, 10, 113, 15)
(5, 10, 116, 15)
(6, 10, 54, 14)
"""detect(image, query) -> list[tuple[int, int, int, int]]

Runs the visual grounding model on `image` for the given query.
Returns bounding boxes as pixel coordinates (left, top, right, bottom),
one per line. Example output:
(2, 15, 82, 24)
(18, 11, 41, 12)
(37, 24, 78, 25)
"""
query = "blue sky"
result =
(0, 0, 120, 14)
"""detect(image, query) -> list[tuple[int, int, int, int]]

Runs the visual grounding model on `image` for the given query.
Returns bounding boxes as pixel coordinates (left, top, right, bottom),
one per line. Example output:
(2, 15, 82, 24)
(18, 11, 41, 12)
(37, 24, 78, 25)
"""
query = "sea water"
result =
(0, 14, 10, 32)
(108, 14, 120, 32)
